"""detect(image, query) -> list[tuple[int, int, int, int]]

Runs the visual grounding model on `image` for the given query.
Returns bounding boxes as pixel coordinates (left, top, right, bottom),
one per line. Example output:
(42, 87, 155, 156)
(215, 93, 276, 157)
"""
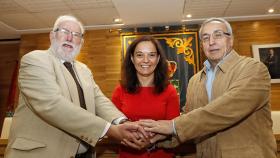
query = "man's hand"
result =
(121, 132, 168, 149)
(139, 119, 174, 135)
(106, 122, 138, 141)
(106, 122, 147, 150)
(119, 121, 151, 150)
(121, 130, 151, 149)
(149, 133, 168, 143)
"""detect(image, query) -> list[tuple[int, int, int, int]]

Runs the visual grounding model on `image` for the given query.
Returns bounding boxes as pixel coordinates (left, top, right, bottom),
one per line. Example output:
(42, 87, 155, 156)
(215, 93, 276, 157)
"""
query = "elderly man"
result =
(140, 18, 277, 158)
(5, 15, 145, 158)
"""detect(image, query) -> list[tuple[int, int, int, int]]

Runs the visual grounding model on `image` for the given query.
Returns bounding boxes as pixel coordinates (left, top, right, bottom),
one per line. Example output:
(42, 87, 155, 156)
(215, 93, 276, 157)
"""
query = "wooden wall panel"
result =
(230, 20, 280, 110)
(19, 30, 122, 100)
(19, 34, 50, 57)
(0, 42, 19, 132)
(231, 20, 280, 57)
(0, 19, 279, 157)
(104, 31, 122, 98)
(0, 19, 279, 131)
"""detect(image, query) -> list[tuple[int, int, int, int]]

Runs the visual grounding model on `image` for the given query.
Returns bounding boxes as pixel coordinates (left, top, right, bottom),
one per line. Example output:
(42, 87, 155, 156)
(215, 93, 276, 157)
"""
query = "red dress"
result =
(112, 84, 180, 158)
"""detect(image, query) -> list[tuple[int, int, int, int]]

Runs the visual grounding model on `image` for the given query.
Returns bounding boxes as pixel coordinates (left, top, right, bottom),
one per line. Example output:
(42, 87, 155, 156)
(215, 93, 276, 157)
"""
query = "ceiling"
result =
(0, 0, 279, 40)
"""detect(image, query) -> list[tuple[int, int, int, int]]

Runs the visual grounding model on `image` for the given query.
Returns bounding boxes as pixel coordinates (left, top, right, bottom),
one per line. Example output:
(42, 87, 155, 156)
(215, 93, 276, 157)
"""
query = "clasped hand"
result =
(118, 120, 173, 150)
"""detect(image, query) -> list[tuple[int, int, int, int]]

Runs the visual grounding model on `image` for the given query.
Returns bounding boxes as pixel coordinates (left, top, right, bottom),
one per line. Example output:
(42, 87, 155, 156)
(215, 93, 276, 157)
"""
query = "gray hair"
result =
(52, 15, 85, 34)
(199, 17, 233, 39)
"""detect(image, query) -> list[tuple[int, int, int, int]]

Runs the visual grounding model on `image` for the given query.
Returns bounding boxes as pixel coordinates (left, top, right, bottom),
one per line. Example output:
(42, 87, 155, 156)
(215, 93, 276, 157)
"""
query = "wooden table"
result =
(0, 139, 8, 158)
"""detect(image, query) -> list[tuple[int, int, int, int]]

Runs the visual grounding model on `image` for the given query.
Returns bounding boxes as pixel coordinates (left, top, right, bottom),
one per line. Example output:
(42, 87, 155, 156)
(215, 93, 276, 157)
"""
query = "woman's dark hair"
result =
(121, 35, 169, 94)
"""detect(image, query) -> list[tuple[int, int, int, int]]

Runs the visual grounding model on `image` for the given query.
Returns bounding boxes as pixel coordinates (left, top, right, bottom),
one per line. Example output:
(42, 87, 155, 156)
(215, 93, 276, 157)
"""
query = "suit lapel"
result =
(48, 49, 92, 111)
(48, 49, 80, 107)
(74, 63, 94, 112)
(61, 65, 80, 107)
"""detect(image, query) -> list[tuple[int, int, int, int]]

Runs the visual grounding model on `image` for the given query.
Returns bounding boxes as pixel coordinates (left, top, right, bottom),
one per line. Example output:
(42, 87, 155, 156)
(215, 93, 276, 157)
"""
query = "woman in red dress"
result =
(112, 36, 180, 158)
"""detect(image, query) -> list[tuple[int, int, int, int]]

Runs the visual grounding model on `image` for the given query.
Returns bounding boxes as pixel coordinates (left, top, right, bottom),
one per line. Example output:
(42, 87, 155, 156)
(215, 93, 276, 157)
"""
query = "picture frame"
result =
(252, 44, 280, 83)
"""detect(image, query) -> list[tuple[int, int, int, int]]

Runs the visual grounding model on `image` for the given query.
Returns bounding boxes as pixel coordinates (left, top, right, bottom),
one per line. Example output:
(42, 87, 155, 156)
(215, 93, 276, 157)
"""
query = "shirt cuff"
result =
(100, 116, 128, 139)
(112, 116, 128, 125)
(100, 122, 111, 139)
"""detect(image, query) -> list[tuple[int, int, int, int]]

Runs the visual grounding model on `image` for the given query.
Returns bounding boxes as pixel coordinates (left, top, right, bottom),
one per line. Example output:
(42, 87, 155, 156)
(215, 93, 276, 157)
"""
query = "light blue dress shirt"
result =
(204, 53, 231, 101)
(204, 60, 218, 102)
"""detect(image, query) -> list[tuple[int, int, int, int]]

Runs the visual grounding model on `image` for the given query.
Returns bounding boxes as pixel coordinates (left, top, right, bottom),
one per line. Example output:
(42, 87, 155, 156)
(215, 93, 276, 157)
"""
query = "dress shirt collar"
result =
(200, 50, 238, 80)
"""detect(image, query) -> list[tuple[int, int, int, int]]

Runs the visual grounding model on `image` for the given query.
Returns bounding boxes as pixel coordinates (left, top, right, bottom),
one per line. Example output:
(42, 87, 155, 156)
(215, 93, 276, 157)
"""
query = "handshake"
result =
(106, 119, 174, 150)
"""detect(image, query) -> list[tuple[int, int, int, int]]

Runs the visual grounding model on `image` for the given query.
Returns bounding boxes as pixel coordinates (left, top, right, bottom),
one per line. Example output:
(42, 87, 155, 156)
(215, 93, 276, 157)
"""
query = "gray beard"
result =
(50, 40, 81, 62)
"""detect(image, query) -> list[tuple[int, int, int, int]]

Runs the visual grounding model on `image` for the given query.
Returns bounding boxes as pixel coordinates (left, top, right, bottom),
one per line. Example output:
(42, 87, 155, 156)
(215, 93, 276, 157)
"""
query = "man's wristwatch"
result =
(119, 118, 129, 124)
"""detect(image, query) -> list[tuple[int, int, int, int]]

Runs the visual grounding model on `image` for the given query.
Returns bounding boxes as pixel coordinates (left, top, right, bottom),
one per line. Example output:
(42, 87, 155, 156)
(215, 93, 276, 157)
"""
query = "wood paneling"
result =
(230, 20, 280, 110)
(0, 18, 279, 158)
(0, 42, 19, 132)
(19, 30, 122, 100)
(1, 19, 280, 132)
(0, 139, 8, 158)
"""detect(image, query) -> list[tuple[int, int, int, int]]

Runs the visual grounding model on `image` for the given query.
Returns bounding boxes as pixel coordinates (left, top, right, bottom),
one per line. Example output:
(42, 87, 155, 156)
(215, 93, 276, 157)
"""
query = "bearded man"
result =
(4, 15, 145, 158)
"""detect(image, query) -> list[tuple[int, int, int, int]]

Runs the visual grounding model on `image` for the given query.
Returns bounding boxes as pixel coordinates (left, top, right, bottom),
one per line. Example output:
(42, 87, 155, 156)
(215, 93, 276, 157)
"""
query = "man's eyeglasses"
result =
(54, 28, 83, 39)
(201, 30, 230, 43)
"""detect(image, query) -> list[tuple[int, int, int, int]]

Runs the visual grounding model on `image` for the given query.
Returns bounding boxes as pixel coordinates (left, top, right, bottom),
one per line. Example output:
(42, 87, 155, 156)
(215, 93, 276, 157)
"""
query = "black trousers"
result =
(75, 152, 87, 158)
